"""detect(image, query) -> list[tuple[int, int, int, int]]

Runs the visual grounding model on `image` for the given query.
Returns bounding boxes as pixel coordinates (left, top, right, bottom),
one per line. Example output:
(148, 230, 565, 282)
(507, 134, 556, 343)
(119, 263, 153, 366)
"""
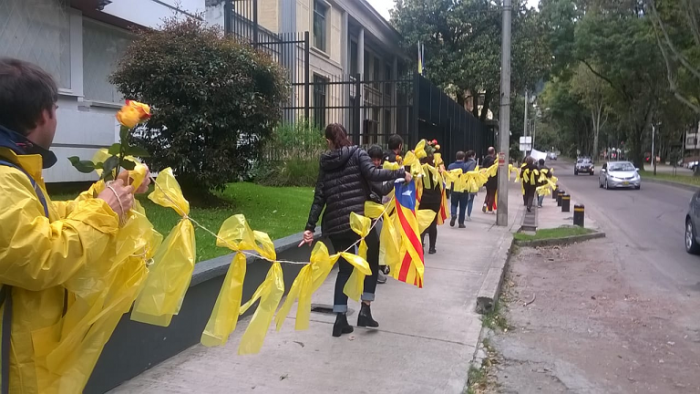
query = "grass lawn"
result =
(52, 183, 314, 262)
(639, 171, 700, 188)
(514, 226, 593, 241)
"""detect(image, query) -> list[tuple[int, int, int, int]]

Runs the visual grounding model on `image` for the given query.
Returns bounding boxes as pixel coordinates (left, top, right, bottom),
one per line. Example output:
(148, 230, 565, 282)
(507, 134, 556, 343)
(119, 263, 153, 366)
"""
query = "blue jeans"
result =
(330, 228, 380, 313)
(537, 194, 545, 207)
(451, 192, 475, 224)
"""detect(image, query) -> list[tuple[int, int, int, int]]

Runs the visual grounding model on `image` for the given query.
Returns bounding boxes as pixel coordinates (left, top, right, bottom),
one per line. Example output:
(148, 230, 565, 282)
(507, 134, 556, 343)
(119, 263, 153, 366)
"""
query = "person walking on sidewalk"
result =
(482, 147, 497, 213)
(419, 151, 442, 254)
(537, 158, 552, 208)
(383, 134, 403, 164)
(521, 156, 540, 212)
(463, 150, 478, 221)
(300, 124, 410, 338)
(367, 145, 394, 284)
(447, 151, 471, 228)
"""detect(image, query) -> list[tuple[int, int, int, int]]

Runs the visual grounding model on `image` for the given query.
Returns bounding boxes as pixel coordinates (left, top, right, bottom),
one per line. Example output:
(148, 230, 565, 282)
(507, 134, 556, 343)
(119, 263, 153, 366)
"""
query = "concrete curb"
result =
(513, 230, 606, 248)
(641, 177, 698, 192)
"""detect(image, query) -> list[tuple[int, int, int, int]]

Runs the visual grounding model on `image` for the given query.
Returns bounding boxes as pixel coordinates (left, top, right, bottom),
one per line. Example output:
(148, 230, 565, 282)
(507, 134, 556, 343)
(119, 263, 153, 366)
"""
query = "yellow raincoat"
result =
(0, 147, 119, 393)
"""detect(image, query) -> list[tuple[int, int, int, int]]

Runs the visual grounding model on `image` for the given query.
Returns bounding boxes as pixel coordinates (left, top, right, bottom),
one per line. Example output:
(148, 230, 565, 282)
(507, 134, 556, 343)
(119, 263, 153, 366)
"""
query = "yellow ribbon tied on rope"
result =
(200, 215, 257, 347)
(131, 168, 195, 327)
(365, 201, 400, 273)
(237, 231, 284, 355)
(344, 212, 372, 301)
(275, 242, 340, 331)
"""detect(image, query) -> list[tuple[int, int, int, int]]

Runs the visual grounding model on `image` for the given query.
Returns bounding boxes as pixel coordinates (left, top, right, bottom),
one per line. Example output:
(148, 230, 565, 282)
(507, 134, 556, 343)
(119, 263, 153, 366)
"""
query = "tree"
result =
(392, 0, 551, 122)
(650, 0, 700, 114)
(570, 63, 611, 162)
(111, 17, 288, 198)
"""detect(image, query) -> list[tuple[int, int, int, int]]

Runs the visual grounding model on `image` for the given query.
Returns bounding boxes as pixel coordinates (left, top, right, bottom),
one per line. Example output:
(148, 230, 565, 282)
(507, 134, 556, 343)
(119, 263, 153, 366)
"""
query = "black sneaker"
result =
(333, 313, 354, 337)
(428, 248, 437, 255)
(459, 223, 466, 229)
(450, 217, 456, 227)
(357, 303, 379, 328)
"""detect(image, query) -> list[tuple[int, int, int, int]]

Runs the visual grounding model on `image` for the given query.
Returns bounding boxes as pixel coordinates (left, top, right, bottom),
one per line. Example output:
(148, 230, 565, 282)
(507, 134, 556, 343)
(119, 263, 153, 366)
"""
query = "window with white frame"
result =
(83, 19, 133, 104)
(313, 0, 328, 52)
(0, 0, 72, 89)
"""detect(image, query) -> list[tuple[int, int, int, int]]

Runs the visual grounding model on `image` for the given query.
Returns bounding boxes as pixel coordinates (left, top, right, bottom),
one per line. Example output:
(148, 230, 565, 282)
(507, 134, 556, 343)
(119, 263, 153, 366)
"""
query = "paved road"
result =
(549, 160, 700, 294)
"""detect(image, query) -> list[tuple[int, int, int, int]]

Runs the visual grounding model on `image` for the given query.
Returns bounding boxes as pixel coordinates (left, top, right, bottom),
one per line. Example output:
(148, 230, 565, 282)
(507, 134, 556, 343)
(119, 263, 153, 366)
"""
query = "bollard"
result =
(557, 190, 565, 207)
(552, 186, 558, 200)
(573, 204, 585, 227)
(561, 194, 571, 212)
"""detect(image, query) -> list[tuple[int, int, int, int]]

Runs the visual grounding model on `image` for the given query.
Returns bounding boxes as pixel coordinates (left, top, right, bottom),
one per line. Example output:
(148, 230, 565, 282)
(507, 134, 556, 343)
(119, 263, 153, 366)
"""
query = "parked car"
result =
(574, 158, 594, 175)
(548, 152, 558, 160)
(686, 191, 700, 254)
(599, 161, 641, 190)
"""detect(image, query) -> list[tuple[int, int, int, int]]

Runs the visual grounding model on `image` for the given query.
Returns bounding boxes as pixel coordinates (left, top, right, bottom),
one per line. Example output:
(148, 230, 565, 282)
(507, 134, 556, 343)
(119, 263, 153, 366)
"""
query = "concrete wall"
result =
(85, 230, 324, 394)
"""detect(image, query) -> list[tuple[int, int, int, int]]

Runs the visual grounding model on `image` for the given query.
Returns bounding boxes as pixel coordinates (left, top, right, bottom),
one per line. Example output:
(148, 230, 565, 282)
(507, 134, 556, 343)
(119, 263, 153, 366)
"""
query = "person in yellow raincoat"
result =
(0, 58, 148, 393)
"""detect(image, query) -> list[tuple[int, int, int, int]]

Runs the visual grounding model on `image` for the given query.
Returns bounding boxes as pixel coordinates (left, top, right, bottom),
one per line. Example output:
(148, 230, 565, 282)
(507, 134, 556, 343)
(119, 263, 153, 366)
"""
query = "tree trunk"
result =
(480, 91, 493, 122)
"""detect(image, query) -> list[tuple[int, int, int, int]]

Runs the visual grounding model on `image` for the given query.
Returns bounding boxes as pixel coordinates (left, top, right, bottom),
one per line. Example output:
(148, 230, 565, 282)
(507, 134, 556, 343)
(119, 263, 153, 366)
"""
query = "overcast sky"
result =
(367, 0, 540, 21)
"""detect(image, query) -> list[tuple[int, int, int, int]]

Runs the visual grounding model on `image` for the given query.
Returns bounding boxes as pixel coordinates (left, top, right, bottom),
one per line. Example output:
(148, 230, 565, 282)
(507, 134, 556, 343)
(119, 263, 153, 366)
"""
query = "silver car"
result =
(599, 161, 641, 190)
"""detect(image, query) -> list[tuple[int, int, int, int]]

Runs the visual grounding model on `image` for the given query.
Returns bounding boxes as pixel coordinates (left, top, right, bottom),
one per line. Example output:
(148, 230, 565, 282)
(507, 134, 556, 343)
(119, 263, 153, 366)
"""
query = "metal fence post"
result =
(253, 0, 259, 45)
(354, 73, 361, 141)
(304, 31, 310, 122)
(411, 72, 420, 148)
(223, 0, 232, 37)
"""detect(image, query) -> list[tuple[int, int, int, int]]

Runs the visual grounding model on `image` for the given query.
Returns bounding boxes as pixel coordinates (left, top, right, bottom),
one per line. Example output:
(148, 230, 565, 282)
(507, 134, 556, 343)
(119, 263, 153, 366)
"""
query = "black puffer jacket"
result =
(306, 146, 405, 237)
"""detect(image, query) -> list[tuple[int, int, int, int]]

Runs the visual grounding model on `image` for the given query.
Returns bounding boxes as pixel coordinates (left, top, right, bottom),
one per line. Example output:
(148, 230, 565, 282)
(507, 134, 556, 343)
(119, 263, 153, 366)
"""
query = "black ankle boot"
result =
(332, 313, 354, 337)
(357, 303, 379, 328)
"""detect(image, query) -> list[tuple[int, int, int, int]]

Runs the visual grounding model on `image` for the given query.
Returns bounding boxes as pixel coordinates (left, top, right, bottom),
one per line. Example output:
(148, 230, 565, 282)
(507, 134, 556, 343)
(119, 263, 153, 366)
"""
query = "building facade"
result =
(0, 0, 204, 183)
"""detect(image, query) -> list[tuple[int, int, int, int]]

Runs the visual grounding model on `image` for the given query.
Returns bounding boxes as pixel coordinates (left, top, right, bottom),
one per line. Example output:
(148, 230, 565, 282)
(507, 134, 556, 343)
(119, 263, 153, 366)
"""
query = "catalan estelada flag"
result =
(392, 180, 425, 288)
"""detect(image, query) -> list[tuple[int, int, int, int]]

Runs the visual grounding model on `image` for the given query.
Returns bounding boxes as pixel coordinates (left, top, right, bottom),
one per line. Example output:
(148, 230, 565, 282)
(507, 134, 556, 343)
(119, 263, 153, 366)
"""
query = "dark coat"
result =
(419, 169, 442, 212)
(306, 146, 405, 237)
(483, 154, 497, 190)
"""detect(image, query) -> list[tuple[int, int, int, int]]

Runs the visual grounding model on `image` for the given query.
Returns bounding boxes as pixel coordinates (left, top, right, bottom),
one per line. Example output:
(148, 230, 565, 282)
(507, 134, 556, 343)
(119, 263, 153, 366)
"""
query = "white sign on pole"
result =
(519, 136, 532, 152)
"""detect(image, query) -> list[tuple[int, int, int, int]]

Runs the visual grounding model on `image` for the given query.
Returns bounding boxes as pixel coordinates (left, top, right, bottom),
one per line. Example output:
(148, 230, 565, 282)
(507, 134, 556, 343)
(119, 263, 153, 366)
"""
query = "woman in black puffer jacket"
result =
(300, 124, 409, 337)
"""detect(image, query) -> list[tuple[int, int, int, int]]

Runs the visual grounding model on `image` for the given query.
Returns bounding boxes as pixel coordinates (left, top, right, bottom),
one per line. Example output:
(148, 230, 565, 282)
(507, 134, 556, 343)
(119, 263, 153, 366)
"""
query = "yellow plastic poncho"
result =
(0, 148, 120, 394)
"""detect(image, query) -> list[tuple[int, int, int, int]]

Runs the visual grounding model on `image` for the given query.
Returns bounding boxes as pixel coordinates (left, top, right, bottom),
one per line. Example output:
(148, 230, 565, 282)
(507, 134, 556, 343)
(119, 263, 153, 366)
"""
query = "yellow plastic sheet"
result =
(344, 212, 371, 301)
(275, 242, 339, 331)
(238, 262, 284, 355)
(365, 201, 400, 272)
(417, 209, 437, 234)
(201, 253, 247, 347)
(200, 214, 258, 347)
(131, 168, 195, 326)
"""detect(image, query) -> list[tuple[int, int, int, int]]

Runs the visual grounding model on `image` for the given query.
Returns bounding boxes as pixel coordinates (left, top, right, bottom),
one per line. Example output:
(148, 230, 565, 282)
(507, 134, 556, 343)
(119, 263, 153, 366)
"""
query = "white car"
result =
(599, 161, 641, 190)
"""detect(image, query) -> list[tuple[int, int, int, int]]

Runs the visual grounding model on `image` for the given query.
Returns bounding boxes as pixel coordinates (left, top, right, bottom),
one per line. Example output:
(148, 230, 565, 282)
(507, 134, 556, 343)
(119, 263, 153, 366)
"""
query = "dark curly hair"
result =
(324, 123, 352, 149)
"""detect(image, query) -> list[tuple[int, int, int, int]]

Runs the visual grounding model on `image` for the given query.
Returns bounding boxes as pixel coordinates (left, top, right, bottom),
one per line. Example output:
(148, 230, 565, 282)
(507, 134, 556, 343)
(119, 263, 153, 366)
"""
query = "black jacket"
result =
(483, 154, 497, 189)
(306, 146, 405, 237)
(419, 169, 442, 212)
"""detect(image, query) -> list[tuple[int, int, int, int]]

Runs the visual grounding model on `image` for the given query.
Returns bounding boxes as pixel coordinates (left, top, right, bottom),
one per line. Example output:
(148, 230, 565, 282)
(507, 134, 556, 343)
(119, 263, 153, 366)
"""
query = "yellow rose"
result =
(116, 100, 151, 128)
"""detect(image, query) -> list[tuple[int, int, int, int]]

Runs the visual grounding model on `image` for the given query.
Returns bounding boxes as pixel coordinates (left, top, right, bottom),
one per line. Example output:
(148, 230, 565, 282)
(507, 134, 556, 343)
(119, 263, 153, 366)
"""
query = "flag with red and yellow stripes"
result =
(392, 180, 425, 288)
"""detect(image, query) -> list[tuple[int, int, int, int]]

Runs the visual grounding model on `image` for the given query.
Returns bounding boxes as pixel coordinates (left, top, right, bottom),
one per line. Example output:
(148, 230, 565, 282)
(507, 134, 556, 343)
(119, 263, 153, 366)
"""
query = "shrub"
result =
(110, 17, 288, 196)
(253, 121, 326, 187)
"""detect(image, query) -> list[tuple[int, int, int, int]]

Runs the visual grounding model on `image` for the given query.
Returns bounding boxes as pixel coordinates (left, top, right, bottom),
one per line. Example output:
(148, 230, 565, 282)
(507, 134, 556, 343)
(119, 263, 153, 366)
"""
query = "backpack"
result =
(0, 159, 49, 394)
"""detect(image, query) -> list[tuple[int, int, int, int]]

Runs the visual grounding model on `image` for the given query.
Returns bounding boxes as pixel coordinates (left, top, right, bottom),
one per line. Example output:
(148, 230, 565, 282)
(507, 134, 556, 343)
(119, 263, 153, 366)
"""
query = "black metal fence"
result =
(224, 0, 487, 161)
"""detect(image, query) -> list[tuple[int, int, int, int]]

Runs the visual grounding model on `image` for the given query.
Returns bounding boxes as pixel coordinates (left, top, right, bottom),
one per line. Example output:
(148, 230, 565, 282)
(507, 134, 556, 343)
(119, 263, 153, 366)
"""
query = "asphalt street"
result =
(548, 160, 700, 296)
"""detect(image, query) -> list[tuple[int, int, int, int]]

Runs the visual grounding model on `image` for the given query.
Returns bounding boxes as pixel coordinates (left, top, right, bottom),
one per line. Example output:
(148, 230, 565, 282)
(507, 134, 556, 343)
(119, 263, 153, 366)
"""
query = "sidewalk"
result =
(536, 190, 600, 231)
(110, 185, 523, 394)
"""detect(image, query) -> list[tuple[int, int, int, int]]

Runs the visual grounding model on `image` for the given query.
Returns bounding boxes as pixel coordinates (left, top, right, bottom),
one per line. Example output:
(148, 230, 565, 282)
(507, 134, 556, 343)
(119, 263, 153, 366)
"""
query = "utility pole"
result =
(523, 90, 528, 138)
(497, 0, 512, 227)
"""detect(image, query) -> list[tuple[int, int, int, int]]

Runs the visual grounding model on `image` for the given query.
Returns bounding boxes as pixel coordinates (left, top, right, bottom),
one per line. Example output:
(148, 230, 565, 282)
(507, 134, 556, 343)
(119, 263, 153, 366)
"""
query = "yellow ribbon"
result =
(131, 168, 195, 327)
(275, 242, 340, 331)
(344, 212, 372, 301)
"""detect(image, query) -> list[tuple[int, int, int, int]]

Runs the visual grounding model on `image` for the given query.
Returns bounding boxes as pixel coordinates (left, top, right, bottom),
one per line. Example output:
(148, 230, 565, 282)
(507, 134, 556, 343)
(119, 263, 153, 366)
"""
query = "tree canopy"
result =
(391, 0, 551, 122)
